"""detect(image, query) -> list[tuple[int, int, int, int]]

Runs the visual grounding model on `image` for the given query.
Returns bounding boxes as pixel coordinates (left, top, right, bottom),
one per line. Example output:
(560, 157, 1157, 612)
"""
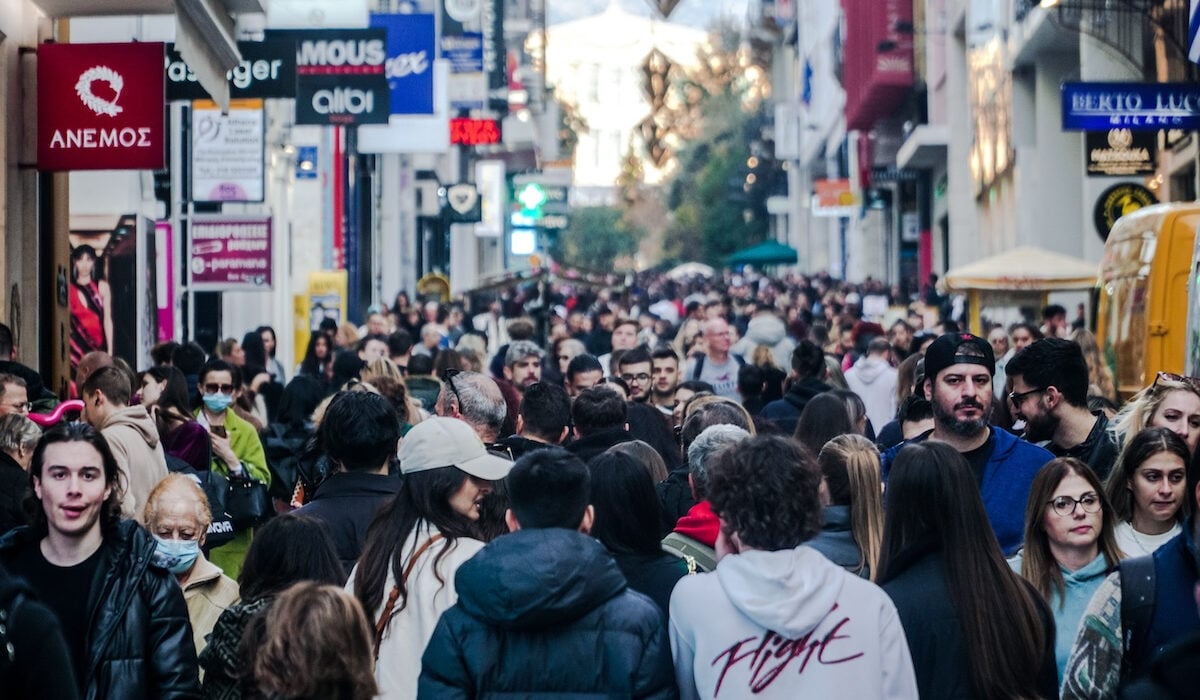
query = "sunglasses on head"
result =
(204, 383, 235, 395)
(1154, 372, 1200, 391)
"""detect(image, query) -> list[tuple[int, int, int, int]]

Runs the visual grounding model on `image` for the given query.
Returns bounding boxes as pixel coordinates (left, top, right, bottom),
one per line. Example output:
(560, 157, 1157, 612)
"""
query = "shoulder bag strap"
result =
(373, 533, 445, 658)
(1118, 554, 1157, 677)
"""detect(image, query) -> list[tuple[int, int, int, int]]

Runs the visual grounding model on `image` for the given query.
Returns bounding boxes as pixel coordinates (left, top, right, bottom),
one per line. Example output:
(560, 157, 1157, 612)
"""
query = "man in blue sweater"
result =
(881, 332, 1052, 555)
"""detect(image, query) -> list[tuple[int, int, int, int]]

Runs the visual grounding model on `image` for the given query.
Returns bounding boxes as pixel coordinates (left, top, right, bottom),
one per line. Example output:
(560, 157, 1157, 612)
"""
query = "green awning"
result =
(725, 240, 799, 266)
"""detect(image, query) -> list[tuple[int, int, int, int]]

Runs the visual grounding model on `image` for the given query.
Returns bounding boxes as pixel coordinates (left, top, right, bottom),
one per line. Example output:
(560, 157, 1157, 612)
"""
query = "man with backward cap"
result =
(881, 332, 1053, 555)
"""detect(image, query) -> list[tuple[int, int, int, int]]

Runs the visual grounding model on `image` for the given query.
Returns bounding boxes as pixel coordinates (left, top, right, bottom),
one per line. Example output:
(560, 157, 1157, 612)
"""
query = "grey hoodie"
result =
(732, 313, 796, 368)
(100, 406, 168, 520)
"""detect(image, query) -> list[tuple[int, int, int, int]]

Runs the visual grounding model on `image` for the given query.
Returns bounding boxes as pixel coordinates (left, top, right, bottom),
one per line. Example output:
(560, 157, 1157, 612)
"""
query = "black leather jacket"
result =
(0, 520, 201, 700)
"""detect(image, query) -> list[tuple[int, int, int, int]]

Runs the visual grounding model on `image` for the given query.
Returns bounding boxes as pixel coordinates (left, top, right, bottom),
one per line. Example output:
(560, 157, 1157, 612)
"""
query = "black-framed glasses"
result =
(1008, 387, 1045, 404)
(620, 373, 651, 385)
(1048, 493, 1101, 517)
(204, 383, 235, 395)
(1154, 372, 1200, 391)
(441, 368, 464, 408)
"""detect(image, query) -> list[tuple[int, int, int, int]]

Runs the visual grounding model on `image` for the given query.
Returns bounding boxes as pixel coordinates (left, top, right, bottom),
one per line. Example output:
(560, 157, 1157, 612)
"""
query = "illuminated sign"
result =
(450, 117, 501, 145)
(1063, 82, 1200, 130)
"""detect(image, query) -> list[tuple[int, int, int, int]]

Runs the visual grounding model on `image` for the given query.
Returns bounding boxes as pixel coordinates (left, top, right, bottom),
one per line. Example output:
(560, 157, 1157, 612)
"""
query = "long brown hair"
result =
(1105, 427, 1192, 523)
(878, 441, 1047, 700)
(817, 434, 884, 580)
(251, 582, 378, 700)
(1020, 458, 1123, 603)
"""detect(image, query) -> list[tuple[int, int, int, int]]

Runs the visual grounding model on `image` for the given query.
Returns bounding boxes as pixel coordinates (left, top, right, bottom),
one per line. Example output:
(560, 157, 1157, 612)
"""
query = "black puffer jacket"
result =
(0, 521, 201, 700)
(418, 528, 677, 699)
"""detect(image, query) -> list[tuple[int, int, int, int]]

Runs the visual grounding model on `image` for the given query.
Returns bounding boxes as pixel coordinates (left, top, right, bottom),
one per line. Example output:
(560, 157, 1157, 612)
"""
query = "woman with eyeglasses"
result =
(1111, 372, 1200, 455)
(194, 359, 271, 578)
(1010, 457, 1123, 681)
(1105, 426, 1191, 557)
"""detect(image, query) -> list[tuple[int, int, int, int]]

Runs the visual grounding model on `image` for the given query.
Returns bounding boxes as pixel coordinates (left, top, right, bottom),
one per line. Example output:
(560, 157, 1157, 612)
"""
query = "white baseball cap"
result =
(398, 417, 513, 480)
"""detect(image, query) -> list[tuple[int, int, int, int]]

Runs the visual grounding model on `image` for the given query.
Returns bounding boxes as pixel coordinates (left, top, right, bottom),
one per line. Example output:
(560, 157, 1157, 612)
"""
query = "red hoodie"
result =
(673, 500, 719, 547)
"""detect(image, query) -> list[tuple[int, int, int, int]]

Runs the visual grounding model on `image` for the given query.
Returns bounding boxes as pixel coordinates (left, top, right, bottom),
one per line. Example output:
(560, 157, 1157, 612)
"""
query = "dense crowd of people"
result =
(0, 267, 1196, 699)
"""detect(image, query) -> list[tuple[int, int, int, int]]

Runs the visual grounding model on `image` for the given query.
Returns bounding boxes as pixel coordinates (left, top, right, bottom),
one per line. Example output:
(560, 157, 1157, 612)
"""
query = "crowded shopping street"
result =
(0, 0, 1198, 698)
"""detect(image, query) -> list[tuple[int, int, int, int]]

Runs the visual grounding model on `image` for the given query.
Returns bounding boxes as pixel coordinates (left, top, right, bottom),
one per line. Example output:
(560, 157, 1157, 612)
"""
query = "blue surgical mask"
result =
(153, 536, 201, 575)
(202, 392, 234, 413)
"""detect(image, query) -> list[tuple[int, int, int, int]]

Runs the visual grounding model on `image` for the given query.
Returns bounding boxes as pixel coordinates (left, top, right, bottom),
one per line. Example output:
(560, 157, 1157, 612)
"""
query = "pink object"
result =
(28, 399, 84, 427)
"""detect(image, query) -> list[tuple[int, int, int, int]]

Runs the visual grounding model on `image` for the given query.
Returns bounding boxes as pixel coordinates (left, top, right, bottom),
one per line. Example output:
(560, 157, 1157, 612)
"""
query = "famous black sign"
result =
(166, 38, 297, 100)
(266, 29, 390, 125)
(1085, 129, 1157, 176)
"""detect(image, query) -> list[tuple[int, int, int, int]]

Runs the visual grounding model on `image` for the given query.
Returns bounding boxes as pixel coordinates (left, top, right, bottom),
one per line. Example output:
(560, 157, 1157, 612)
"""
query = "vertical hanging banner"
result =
(267, 28, 390, 125)
(370, 13, 436, 115)
(483, 0, 507, 115)
(191, 99, 266, 202)
(38, 42, 166, 171)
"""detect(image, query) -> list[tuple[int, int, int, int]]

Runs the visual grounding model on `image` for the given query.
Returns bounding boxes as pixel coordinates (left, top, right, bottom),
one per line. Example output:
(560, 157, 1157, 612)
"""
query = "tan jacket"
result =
(100, 405, 169, 519)
(183, 554, 241, 657)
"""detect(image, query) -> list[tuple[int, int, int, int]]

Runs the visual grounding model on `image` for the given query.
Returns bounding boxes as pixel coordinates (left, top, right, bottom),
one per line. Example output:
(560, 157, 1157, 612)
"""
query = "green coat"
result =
(195, 407, 270, 579)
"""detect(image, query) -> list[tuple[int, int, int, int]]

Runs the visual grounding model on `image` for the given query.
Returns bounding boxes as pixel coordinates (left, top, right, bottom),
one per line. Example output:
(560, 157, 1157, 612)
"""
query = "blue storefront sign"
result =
(1062, 82, 1200, 130)
(369, 13, 436, 116)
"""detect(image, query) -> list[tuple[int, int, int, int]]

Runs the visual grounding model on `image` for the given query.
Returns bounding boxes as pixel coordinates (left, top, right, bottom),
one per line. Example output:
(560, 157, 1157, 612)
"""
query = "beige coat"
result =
(183, 554, 241, 656)
(100, 405, 168, 519)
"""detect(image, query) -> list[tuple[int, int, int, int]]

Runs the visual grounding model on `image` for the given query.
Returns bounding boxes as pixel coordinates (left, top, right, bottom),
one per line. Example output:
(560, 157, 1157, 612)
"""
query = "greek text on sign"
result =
(38, 42, 166, 171)
(190, 216, 273, 290)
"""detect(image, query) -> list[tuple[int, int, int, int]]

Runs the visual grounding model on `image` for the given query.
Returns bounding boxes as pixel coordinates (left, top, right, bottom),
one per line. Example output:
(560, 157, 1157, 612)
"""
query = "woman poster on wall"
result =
(69, 242, 113, 365)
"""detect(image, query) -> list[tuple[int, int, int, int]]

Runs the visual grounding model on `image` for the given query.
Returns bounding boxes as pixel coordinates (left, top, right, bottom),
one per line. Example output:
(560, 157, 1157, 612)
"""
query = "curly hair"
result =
(706, 435, 822, 551)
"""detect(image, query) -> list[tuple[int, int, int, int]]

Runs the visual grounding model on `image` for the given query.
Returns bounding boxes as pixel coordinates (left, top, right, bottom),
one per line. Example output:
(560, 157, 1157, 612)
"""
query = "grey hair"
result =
(558, 338, 586, 358)
(444, 371, 507, 441)
(505, 340, 544, 367)
(0, 413, 41, 454)
(686, 424, 750, 499)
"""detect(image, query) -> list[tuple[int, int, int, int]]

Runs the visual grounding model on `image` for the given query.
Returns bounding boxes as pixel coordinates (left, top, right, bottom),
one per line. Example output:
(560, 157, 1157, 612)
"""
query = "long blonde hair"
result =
(1071, 328, 1116, 402)
(817, 434, 885, 580)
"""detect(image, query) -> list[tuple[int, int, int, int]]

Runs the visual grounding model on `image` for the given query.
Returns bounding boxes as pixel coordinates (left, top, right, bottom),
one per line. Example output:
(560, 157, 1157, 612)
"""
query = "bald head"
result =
(437, 370, 507, 442)
(76, 351, 114, 389)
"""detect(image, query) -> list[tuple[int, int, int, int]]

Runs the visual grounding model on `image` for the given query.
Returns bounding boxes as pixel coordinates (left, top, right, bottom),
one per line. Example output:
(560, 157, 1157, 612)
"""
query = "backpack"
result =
(690, 353, 745, 381)
(1118, 555, 1157, 682)
(0, 569, 29, 679)
(661, 532, 716, 573)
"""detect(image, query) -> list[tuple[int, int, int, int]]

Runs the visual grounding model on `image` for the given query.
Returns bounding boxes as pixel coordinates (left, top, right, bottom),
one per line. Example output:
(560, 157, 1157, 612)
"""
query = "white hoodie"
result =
(845, 355, 898, 432)
(669, 545, 918, 699)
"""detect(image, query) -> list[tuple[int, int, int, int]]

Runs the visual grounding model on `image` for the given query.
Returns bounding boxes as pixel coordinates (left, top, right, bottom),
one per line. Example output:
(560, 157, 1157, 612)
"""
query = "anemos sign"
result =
(38, 42, 166, 171)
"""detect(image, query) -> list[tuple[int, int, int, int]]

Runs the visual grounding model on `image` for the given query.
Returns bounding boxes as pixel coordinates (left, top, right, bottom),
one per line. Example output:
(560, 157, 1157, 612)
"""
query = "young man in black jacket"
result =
(418, 448, 676, 698)
(0, 422, 199, 699)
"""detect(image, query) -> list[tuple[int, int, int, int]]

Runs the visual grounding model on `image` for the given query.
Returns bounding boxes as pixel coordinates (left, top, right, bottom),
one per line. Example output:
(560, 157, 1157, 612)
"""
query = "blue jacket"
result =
(882, 427, 1052, 555)
(1139, 516, 1200, 670)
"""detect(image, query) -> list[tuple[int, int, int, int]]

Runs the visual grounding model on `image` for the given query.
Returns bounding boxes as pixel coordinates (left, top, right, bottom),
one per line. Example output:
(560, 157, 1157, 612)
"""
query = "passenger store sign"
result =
(38, 42, 166, 171)
(189, 216, 272, 291)
(1062, 82, 1200, 130)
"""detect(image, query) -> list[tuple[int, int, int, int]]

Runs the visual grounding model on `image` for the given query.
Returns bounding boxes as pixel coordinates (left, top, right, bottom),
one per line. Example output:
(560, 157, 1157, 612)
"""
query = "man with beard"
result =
(881, 332, 1052, 554)
(1006, 337, 1118, 480)
(647, 348, 680, 415)
(616, 346, 653, 403)
(503, 341, 543, 394)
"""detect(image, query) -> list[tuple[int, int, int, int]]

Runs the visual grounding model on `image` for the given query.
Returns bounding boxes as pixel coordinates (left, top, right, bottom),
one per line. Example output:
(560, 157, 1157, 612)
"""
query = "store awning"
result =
(726, 240, 799, 267)
(32, 0, 260, 112)
(943, 246, 1100, 292)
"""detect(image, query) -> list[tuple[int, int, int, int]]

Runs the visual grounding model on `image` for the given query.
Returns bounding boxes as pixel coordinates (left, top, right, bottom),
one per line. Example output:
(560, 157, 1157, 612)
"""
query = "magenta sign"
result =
(189, 215, 272, 290)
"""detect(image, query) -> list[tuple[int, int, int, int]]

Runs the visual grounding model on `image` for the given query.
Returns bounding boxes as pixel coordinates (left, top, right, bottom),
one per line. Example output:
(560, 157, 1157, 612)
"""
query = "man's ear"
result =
(578, 504, 595, 535)
(505, 508, 520, 533)
(515, 414, 525, 434)
(688, 473, 698, 501)
(503, 366, 513, 382)
(557, 426, 569, 445)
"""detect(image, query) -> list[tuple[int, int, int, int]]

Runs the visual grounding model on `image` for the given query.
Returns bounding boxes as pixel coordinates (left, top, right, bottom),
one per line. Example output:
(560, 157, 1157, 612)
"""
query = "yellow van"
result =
(1097, 202, 1200, 398)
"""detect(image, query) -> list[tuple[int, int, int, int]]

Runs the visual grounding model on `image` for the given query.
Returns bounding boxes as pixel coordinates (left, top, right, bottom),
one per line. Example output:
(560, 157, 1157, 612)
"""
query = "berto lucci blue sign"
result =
(1062, 82, 1200, 130)
(370, 13, 436, 115)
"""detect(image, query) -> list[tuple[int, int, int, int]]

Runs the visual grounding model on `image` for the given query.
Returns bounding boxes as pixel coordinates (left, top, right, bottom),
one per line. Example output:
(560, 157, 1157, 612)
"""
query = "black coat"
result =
(0, 521, 200, 700)
(0, 451, 27, 536)
(880, 541, 1057, 700)
(655, 467, 695, 536)
(418, 528, 677, 699)
(566, 427, 634, 463)
(294, 470, 401, 576)
(758, 377, 831, 436)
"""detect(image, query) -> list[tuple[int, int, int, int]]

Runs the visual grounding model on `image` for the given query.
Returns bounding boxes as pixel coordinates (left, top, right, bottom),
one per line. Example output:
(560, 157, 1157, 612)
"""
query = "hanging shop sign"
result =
(1063, 82, 1200, 131)
(811, 178, 859, 217)
(38, 42, 166, 171)
(189, 215, 273, 290)
(1093, 183, 1157, 241)
(444, 183, 482, 223)
(268, 28, 390, 125)
(1085, 128, 1157, 176)
(166, 38, 296, 100)
(369, 13, 436, 115)
(450, 117, 500, 145)
(191, 99, 265, 202)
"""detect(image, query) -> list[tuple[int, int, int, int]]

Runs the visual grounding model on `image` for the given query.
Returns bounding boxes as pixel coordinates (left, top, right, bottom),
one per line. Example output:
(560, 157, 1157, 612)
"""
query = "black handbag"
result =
(225, 473, 271, 531)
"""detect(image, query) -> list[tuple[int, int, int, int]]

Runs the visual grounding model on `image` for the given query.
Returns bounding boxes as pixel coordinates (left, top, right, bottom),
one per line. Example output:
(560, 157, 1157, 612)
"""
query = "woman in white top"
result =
(1104, 427, 1191, 556)
(348, 417, 512, 700)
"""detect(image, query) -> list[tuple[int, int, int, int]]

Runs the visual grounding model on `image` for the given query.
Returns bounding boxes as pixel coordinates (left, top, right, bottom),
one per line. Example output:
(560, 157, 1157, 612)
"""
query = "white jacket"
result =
(346, 520, 485, 700)
(845, 356, 898, 433)
(669, 545, 918, 699)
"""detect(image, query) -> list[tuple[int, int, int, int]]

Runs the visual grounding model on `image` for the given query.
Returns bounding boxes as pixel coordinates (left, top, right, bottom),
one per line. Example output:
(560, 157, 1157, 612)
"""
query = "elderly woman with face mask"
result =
(143, 473, 240, 656)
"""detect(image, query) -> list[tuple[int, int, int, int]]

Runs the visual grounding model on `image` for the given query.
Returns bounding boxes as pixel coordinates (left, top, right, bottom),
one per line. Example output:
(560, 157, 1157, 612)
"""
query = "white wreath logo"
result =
(75, 66, 124, 117)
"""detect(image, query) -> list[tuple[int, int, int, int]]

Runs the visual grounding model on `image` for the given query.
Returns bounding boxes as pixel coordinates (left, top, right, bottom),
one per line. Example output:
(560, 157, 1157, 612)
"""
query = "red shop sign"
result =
(38, 42, 166, 171)
(450, 117, 501, 146)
